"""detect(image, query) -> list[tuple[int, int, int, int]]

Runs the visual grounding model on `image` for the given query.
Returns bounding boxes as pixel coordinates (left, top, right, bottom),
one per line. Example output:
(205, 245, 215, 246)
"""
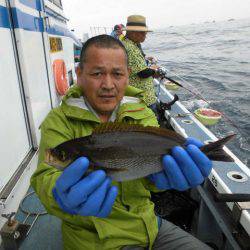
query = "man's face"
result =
(76, 46, 129, 118)
(129, 31, 147, 43)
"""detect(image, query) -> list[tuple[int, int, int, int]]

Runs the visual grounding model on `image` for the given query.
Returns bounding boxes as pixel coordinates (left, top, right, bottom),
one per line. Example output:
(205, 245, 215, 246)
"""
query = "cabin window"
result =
(53, 0, 62, 8)
(48, 0, 62, 8)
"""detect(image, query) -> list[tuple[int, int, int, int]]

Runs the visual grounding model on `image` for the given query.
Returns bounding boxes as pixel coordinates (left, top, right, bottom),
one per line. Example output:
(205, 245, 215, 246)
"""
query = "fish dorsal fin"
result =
(93, 122, 185, 142)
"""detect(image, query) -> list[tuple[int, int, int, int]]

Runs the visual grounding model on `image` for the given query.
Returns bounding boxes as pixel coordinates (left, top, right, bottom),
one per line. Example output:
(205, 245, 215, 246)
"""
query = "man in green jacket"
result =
(31, 35, 212, 249)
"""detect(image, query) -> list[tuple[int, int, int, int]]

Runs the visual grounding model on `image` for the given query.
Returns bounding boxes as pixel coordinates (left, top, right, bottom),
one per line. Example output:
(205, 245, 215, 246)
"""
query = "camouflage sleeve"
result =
(123, 40, 148, 76)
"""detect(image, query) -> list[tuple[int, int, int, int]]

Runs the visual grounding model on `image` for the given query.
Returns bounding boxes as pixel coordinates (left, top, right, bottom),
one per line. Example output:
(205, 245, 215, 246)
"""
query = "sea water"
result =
(144, 18, 250, 166)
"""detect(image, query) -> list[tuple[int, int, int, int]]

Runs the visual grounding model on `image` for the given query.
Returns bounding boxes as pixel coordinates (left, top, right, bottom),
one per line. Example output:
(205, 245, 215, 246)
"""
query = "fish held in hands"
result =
(45, 123, 235, 182)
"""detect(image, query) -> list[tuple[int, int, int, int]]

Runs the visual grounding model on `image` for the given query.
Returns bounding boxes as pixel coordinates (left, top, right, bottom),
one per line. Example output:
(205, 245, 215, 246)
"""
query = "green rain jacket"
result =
(31, 85, 160, 250)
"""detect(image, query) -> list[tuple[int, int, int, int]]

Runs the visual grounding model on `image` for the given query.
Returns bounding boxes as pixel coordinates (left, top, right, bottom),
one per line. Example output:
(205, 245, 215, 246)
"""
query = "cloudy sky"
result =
(62, 0, 250, 38)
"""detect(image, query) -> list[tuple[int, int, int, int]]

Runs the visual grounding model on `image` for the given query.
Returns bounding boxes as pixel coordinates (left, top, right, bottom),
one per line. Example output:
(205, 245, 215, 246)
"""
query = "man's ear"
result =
(128, 67, 131, 75)
(76, 65, 82, 77)
(76, 65, 83, 86)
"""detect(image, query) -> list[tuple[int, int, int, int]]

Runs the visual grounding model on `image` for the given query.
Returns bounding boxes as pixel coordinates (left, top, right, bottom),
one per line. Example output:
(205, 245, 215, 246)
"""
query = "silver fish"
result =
(45, 123, 235, 182)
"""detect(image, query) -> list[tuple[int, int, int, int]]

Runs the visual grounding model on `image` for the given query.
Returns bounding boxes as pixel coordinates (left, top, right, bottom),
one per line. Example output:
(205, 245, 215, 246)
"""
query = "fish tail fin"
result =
(200, 133, 236, 162)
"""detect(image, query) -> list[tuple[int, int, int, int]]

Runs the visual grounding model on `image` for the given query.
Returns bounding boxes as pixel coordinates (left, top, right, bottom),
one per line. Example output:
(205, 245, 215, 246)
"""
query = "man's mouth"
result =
(99, 95, 115, 98)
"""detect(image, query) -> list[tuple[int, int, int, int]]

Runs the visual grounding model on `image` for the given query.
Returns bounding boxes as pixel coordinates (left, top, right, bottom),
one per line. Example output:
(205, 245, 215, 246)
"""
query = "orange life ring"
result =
(53, 59, 69, 95)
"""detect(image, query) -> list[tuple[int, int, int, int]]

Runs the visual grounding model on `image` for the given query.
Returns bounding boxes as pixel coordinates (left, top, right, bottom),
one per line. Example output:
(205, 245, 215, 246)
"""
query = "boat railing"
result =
(89, 26, 113, 37)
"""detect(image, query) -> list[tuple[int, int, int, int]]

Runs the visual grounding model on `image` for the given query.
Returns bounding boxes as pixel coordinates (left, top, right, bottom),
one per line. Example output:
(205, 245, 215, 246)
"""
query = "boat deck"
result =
(1, 82, 249, 250)
(0, 188, 62, 250)
(156, 82, 250, 240)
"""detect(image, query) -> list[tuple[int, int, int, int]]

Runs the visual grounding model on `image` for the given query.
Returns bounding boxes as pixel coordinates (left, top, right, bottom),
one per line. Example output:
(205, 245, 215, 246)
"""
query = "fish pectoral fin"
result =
(89, 161, 127, 173)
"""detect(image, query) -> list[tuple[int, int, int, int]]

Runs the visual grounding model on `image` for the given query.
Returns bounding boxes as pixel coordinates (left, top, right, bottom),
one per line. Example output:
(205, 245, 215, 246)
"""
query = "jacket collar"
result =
(61, 85, 152, 123)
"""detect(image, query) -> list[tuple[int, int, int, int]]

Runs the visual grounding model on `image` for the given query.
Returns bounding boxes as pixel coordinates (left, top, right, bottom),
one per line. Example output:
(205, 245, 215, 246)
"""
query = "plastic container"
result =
(194, 108, 222, 126)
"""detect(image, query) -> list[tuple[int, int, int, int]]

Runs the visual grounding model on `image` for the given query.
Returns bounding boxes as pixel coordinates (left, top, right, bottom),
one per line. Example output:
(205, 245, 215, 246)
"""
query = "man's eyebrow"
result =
(90, 66, 125, 71)
(112, 67, 125, 71)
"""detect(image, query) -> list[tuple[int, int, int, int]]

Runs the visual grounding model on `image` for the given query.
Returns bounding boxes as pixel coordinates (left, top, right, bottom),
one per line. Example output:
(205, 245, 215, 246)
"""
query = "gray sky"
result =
(62, 0, 250, 38)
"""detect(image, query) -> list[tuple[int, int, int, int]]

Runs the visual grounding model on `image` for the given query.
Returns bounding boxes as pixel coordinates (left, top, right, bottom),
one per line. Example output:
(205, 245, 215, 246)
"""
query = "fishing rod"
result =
(157, 67, 214, 102)
(156, 67, 241, 131)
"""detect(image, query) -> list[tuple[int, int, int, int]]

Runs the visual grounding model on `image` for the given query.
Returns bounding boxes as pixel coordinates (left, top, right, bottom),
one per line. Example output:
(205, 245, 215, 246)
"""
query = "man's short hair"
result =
(79, 35, 128, 69)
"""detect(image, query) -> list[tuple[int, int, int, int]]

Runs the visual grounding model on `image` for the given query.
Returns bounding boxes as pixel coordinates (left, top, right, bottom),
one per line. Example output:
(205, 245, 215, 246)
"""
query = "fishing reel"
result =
(146, 57, 158, 66)
(156, 67, 168, 78)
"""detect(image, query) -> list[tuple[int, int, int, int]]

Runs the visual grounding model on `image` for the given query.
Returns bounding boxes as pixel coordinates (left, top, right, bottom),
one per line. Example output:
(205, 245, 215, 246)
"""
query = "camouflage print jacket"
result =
(122, 37, 157, 106)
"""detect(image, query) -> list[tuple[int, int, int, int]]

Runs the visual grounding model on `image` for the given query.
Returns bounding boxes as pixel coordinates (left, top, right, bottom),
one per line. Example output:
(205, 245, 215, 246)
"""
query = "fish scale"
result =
(97, 156, 163, 181)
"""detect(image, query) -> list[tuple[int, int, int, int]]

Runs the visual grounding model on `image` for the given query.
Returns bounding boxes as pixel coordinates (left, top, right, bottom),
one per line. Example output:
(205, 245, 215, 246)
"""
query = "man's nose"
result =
(102, 74, 115, 89)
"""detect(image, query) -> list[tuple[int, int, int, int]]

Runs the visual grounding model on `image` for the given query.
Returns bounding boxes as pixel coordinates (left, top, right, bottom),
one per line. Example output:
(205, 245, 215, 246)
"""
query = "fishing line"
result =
(157, 67, 244, 135)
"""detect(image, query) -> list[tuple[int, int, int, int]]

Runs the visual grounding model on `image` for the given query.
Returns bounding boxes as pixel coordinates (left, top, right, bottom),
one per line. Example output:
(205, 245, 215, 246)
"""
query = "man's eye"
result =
(114, 72, 123, 77)
(92, 72, 101, 76)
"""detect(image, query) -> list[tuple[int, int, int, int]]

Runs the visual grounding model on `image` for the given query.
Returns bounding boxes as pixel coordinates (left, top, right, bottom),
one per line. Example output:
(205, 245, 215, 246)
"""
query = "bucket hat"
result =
(125, 15, 152, 32)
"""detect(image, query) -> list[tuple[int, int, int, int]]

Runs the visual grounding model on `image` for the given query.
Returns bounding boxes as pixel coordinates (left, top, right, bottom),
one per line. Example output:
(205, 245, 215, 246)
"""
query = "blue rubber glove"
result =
(149, 137, 212, 191)
(52, 157, 118, 218)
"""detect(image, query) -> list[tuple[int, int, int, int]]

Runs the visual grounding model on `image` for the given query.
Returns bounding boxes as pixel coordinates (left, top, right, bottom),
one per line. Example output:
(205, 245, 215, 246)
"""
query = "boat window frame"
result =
(48, 0, 63, 9)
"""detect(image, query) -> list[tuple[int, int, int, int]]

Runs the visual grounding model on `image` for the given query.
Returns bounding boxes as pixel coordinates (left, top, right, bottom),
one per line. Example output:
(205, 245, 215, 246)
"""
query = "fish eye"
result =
(58, 151, 67, 161)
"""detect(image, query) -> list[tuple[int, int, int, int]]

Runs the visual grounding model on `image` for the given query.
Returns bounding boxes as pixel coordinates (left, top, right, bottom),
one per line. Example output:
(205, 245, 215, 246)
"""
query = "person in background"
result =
(31, 35, 212, 250)
(119, 23, 125, 40)
(110, 24, 123, 39)
(122, 15, 159, 114)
